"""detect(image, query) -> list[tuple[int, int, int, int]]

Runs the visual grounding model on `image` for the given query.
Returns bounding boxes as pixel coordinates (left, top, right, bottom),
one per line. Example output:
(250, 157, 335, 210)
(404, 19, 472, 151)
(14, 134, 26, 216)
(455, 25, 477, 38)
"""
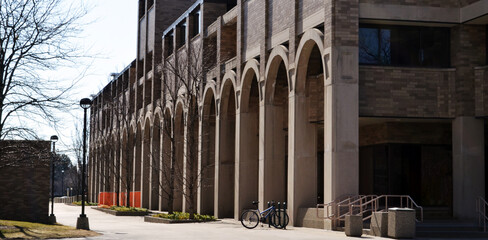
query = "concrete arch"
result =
(141, 117, 152, 209)
(200, 83, 217, 215)
(220, 70, 237, 115)
(217, 70, 237, 218)
(153, 106, 163, 124)
(143, 111, 154, 130)
(264, 45, 290, 104)
(202, 80, 218, 107)
(294, 28, 325, 94)
(240, 59, 260, 112)
(264, 45, 293, 93)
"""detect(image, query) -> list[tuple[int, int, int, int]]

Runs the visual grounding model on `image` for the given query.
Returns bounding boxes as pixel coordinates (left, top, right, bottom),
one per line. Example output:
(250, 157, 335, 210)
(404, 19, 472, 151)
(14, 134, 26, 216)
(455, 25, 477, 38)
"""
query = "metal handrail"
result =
(476, 196, 488, 232)
(338, 195, 376, 220)
(350, 195, 423, 222)
(316, 195, 359, 220)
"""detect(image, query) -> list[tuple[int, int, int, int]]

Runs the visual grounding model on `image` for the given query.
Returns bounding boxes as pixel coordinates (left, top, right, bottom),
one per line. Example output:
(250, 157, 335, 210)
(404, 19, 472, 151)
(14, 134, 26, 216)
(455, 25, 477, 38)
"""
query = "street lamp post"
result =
(48, 135, 58, 224)
(61, 170, 65, 195)
(76, 98, 92, 230)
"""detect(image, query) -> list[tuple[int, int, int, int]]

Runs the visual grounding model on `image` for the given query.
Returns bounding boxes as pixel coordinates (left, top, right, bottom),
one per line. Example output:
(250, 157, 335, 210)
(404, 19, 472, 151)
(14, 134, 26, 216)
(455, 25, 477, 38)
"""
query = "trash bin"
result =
(387, 208, 415, 239)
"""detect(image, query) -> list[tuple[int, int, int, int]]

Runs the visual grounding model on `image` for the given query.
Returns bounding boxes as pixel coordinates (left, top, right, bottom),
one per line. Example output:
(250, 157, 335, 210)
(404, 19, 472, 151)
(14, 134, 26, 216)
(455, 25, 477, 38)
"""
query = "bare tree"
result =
(0, 0, 88, 139)
(152, 39, 215, 218)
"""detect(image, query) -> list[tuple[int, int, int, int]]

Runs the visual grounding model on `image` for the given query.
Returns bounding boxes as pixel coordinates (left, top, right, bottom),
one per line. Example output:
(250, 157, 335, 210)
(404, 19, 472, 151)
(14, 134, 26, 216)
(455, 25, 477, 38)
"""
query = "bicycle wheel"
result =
(270, 210, 289, 229)
(240, 210, 260, 229)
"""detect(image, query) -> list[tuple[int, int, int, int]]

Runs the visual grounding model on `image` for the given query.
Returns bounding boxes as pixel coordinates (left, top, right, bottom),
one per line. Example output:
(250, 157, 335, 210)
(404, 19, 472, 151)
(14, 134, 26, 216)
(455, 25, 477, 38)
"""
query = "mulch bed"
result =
(93, 207, 150, 216)
(144, 216, 217, 224)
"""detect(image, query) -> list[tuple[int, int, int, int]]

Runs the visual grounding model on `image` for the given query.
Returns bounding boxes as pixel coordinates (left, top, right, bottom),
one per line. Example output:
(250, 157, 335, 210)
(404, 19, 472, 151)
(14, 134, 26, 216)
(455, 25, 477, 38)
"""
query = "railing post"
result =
(277, 202, 281, 227)
(284, 202, 287, 229)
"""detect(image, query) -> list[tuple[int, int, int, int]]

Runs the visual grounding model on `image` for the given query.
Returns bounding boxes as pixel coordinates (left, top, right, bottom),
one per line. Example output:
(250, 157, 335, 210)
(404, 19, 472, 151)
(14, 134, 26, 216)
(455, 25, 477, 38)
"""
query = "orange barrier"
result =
(98, 192, 141, 208)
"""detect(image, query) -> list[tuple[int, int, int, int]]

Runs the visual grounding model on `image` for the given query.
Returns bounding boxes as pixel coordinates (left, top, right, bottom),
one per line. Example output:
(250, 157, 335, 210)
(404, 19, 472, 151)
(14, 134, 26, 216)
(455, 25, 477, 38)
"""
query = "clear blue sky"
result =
(40, 0, 137, 161)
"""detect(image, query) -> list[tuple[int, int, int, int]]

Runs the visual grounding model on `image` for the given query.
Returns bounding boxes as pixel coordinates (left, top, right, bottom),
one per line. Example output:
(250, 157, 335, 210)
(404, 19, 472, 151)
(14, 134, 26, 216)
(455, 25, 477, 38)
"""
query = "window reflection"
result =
(359, 25, 450, 68)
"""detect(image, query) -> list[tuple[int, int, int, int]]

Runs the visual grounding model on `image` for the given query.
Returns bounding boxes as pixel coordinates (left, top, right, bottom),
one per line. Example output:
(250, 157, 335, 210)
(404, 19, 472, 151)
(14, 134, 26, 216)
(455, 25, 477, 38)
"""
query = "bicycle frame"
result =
(254, 205, 275, 220)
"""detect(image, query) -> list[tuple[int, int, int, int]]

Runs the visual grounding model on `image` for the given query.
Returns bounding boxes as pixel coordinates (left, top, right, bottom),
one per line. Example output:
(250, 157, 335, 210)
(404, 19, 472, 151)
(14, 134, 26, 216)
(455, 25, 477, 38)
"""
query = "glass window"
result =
(359, 25, 450, 68)
(178, 22, 187, 48)
(191, 9, 201, 38)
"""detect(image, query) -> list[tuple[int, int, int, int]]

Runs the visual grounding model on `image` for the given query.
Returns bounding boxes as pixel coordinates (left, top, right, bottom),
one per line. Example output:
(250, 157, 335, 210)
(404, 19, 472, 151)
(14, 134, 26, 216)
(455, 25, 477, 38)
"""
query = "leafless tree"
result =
(88, 84, 136, 207)
(152, 39, 215, 218)
(0, 0, 88, 139)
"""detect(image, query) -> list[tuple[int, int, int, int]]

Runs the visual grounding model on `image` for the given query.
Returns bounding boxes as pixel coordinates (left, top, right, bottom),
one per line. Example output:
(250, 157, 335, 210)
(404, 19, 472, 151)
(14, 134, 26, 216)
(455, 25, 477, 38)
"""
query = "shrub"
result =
(110, 206, 148, 212)
(72, 201, 97, 206)
(153, 212, 216, 221)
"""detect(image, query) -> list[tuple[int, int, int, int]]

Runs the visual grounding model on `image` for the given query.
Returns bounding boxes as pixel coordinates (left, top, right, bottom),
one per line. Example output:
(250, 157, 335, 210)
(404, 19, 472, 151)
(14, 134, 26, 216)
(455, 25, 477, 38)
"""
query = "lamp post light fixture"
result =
(76, 98, 92, 230)
(48, 135, 58, 224)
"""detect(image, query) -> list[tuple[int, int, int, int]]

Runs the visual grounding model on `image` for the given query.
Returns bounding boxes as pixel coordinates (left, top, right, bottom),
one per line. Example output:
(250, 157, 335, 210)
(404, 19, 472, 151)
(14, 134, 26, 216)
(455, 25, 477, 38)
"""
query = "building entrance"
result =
(359, 120, 453, 219)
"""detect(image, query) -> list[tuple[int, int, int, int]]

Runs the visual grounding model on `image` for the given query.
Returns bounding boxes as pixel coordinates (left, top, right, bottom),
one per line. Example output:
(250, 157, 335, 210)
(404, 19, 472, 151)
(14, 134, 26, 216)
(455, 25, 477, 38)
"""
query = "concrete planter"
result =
(388, 208, 416, 239)
(371, 212, 388, 237)
(93, 207, 150, 216)
(345, 215, 363, 237)
(144, 216, 217, 224)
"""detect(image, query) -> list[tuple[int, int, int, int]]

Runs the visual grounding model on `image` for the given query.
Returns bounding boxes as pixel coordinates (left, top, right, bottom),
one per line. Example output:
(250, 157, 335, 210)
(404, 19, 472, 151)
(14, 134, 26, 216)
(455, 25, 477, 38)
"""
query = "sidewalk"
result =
(53, 203, 386, 240)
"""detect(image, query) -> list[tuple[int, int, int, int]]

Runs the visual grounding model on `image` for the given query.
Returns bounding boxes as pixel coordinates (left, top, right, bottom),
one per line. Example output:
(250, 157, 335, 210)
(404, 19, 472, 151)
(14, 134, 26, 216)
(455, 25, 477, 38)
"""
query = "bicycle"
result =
(240, 201, 289, 229)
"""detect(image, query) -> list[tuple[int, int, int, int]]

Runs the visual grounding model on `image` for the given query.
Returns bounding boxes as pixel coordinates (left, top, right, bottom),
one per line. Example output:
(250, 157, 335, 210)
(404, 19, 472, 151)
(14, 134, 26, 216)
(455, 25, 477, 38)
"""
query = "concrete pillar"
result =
(323, 46, 359, 228)
(288, 91, 318, 227)
(235, 108, 259, 218)
(214, 110, 221, 217)
(197, 113, 204, 214)
(452, 116, 485, 220)
(258, 100, 266, 211)
(182, 115, 189, 213)
(141, 127, 150, 209)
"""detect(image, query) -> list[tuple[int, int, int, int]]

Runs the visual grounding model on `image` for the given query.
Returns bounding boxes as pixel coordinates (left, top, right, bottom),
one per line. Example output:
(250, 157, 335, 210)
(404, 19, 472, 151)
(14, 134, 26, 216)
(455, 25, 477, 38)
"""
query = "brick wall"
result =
(359, 0, 480, 7)
(359, 66, 456, 118)
(269, 0, 293, 36)
(359, 122, 452, 146)
(451, 25, 486, 116)
(243, 0, 265, 50)
(298, 0, 323, 22)
(0, 141, 50, 223)
(475, 66, 488, 116)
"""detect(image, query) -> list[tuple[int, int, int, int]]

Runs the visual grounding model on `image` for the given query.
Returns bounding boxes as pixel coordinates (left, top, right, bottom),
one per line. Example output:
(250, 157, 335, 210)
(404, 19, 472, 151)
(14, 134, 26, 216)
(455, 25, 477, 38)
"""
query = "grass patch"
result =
(0, 219, 99, 239)
(72, 201, 97, 206)
(153, 212, 216, 221)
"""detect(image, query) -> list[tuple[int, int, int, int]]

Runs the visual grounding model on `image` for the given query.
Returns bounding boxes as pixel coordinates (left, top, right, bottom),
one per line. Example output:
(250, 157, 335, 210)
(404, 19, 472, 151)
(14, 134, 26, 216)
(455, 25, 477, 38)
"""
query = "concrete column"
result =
(258, 100, 266, 211)
(288, 91, 318, 226)
(235, 108, 259, 218)
(197, 113, 204, 214)
(452, 117, 485, 220)
(214, 110, 221, 217)
(141, 128, 151, 209)
(182, 116, 188, 213)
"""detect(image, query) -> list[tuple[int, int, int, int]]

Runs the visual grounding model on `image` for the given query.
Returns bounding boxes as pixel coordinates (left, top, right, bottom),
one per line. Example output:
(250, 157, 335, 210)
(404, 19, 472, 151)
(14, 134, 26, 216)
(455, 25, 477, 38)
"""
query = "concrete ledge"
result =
(93, 207, 150, 216)
(144, 216, 217, 224)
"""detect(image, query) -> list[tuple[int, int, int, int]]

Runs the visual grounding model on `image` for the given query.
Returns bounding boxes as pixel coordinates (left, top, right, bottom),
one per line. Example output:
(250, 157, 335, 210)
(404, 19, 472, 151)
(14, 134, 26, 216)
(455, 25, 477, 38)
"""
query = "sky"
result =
(38, 0, 138, 161)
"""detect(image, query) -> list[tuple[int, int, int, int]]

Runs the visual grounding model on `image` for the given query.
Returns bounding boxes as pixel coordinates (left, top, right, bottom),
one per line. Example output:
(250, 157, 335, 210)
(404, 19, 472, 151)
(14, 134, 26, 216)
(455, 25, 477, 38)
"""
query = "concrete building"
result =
(88, 0, 488, 229)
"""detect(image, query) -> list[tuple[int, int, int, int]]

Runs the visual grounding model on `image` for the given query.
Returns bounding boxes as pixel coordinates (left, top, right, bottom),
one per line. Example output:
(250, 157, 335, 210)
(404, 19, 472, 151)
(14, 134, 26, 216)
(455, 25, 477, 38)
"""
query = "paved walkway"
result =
(53, 203, 386, 240)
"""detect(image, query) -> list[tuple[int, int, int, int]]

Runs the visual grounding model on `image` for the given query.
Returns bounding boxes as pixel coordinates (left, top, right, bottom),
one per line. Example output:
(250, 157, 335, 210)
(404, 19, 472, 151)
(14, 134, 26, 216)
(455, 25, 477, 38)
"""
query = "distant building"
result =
(88, 0, 488, 229)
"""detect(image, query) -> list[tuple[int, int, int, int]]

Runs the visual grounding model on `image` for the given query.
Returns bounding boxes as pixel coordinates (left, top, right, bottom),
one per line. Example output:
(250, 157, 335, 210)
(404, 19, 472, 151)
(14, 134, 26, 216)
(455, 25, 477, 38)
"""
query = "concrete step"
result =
(296, 208, 325, 229)
(416, 221, 488, 239)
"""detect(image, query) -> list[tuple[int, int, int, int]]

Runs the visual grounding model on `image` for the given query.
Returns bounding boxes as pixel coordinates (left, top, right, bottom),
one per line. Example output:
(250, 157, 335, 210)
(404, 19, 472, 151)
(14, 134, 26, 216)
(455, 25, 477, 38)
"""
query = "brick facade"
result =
(359, 66, 456, 118)
(0, 141, 50, 223)
(88, 0, 488, 228)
